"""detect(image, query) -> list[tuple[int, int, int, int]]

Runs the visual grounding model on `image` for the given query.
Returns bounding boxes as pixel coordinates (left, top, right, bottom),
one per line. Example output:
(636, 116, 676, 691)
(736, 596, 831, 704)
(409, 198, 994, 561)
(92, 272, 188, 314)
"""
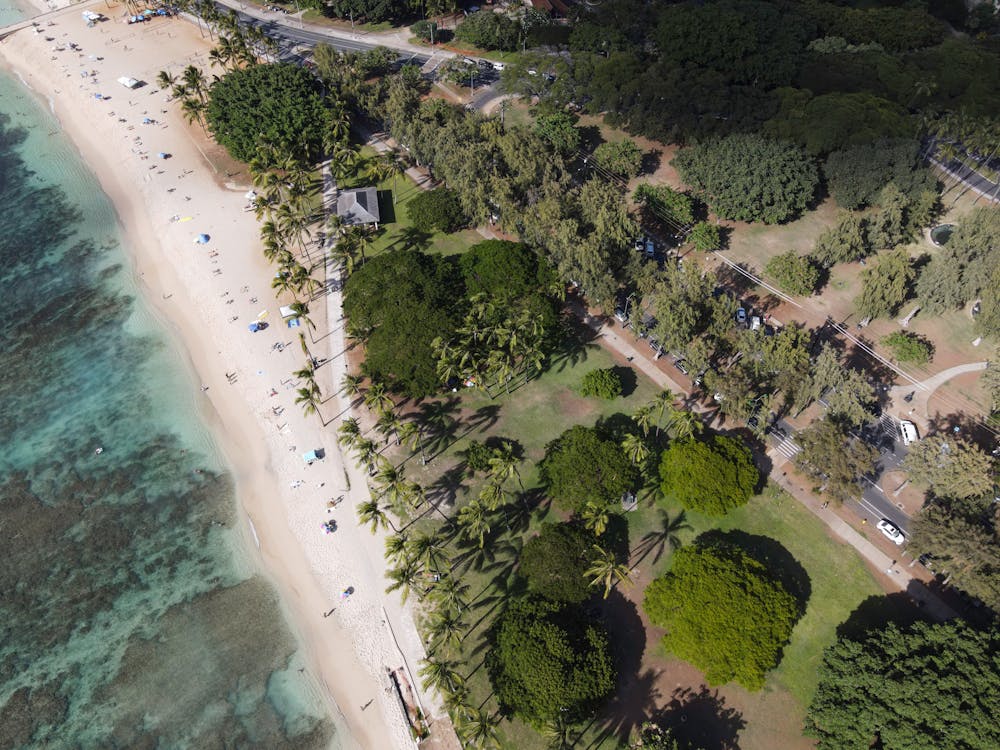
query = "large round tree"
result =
(540, 426, 638, 514)
(642, 534, 802, 690)
(659, 435, 758, 517)
(486, 596, 616, 724)
(807, 621, 1000, 750)
(673, 133, 818, 223)
(206, 63, 329, 164)
(519, 523, 597, 603)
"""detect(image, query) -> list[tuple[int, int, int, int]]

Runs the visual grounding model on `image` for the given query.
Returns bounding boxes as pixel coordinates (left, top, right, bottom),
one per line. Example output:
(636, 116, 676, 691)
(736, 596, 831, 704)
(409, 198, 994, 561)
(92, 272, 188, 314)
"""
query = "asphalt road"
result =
(210, 1, 432, 65)
(769, 412, 913, 535)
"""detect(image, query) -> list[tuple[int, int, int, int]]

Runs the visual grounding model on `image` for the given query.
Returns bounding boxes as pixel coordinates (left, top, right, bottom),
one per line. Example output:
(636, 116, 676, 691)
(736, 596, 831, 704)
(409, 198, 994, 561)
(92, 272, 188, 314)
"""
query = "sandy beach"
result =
(0, 4, 442, 748)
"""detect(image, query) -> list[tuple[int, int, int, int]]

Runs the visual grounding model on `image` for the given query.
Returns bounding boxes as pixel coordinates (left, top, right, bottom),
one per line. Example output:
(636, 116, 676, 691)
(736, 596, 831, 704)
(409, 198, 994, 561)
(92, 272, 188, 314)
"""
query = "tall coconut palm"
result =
(478, 481, 505, 512)
(364, 380, 394, 416)
(180, 97, 207, 131)
(336, 417, 361, 449)
(385, 558, 422, 602)
(457, 499, 491, 549)
(426, 606, 467, 651)
(650, 389, 675, 436)
(666, 408, 701, 440)
(375, 410, 403, 446)
(156, 69, 176, 90)
(621, 433, 650, 466)
(339, 374, 364, 402)
(397, 421, 425, 463)
(586, 545, 633, 599)
(418, 656, 465, 695)
(357, 496, 393, 533)
(406, 530, 448, 573)
(381, 149, 405, 205)
(373, 459, 409, 511)
(454, 708, 501, 750)
(384, 531, 410, 565)
(294, 386, 321, 419)
(181, 64, 208, 102)
(487, 440, 522, 490)
(633, 404, 656, 437)
(580, 501, 611, 536)
(429, 575, 470, 613)
(354, 438, 379, 475)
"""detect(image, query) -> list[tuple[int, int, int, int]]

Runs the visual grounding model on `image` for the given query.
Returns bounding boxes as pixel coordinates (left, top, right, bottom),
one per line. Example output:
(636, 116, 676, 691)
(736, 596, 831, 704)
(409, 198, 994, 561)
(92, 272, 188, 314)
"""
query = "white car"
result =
(900, 420, 918, 446)
(876, 519, 906, 546)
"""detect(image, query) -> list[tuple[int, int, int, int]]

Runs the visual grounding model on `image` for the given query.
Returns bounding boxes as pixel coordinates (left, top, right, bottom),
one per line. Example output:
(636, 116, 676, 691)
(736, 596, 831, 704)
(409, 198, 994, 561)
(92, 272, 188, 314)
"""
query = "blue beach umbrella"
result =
(194, 233, 210, 244)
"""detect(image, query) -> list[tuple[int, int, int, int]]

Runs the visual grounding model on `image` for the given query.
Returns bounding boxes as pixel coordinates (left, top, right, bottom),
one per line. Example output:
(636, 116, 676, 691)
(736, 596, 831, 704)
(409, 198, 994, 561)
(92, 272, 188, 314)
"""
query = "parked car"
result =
(614, 307, 629, 324)
(876, 519, 906, 546)
(673, 359, 689, 375)
(899, 420, 918, 446)
(735, 307, 747, 325)
(645, 238, 655, 257)
(633, 237, 645, 252)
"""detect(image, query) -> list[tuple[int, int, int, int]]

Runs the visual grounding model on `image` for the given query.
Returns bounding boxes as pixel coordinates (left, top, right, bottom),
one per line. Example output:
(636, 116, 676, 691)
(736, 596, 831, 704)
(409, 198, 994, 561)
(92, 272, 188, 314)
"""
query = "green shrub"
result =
(688, 221, 721, 252)
(411, 20, 437, 42)
(659, 435, 759, 516)
(766, 251, 821, 295)
(579, 368, 622, 399)
(407, 188, 465, 233)
(593, 139, 643, 178)
(882, 331, 933, 365)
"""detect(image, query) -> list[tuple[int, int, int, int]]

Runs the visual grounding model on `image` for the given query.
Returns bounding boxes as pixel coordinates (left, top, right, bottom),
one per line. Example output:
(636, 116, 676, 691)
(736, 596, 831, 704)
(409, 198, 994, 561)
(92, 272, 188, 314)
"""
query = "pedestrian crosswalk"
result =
(772, 436, 801, 460)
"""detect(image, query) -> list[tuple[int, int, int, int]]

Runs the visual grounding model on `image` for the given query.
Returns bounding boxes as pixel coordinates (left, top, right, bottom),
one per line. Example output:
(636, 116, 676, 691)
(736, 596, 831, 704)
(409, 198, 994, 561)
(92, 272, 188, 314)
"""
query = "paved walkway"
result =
(887, 361, 988, 427)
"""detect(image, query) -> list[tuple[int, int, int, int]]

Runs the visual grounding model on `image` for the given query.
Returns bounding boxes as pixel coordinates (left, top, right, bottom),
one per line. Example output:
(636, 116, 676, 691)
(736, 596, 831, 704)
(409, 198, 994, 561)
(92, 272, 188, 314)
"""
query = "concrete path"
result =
(887, 361, 988, 427)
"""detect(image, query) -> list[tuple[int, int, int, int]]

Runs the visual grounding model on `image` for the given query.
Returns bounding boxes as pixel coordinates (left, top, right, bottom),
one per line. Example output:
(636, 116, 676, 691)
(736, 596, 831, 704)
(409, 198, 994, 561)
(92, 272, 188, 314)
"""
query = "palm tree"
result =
(397, 421, 426, 463)
(426, 606, 467, 651)
(666, 408, 702, 440)
(181, 64, 208, 102)
(540, 715, 575, 750)
(585, 545, 633, 599)
(454, 708, 501, 750)
(339, 374, 364, 402)
(385, 559, 422, 602)
(373, 459, 410, 512)
(375, 410, 403, 446)
(381, 149, 406, 205)
(633, 405, 656, 437)
(364, 380, 394, 416)
(288, 302, 315, 332)
(384, 531, 410, 565)
(357, 496, 393, 533)
(418, 656, 465, 695)
(180, 97, 207, 131)
(478, 481, 506, 512)
(650, 389, 675, 436)
(621, 433, 650, 466)
(580, 501, 611, 536)
(353, 437, 379, 475)
(429, 575, 470, 613)
(337, 417, 361, 449)
(406, 530, 448, 573)
(487, 440, 522, 490)
(295, 386, 321, 419)
(156, 69, 176, 90)
(457, 499, 491, 548)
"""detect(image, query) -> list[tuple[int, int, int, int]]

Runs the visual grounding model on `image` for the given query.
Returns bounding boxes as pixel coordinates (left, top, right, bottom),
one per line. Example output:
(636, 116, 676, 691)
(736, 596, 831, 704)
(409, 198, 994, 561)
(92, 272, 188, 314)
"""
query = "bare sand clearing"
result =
(1, 5, 445, 748)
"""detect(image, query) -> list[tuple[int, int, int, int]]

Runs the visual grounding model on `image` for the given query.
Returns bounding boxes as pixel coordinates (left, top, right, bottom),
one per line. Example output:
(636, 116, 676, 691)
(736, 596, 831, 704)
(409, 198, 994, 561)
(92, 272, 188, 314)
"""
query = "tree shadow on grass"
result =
(550, 314, 600, 373)
(612, 365, 638, 397)
(376, 190, 396, 224)
(653, 685, 746, 750)
(835, 591, 931, 642)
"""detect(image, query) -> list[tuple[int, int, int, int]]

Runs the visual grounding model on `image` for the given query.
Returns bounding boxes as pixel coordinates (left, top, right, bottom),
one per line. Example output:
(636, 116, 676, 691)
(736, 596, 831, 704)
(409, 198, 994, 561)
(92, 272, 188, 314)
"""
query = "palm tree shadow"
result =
(630, 509, 691, 567)
(549, 315, 600, 373)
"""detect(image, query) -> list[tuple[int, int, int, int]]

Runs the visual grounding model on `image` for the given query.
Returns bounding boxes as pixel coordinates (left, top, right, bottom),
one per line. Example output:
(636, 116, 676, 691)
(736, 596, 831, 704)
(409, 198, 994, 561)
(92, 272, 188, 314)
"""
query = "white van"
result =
(900, 420, 918, 446)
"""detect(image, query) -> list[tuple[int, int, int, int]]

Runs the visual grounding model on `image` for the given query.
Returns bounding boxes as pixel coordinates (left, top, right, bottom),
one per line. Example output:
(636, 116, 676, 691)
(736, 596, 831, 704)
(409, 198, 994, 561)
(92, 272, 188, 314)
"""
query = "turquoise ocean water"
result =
(0, 9, 340, 748)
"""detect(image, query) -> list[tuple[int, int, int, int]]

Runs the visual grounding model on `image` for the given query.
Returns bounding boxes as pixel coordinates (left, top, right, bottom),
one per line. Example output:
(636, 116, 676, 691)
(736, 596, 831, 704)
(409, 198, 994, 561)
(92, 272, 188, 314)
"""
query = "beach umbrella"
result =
(158, 152, 169, 159)
(194, 233, 210, 244)
(143, 117, 152, 124)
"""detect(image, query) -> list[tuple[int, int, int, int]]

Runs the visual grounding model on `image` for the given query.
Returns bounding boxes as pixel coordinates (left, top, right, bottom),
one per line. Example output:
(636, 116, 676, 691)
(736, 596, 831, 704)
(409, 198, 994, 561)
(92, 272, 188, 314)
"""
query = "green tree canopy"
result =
(593, 139, 643, 179)
(766, 250, 821, 296)
(579, 368, 623, 400)
(206, 63, 330, 164)
(673, 134, 818, 224)
(519, 523, 597, 603)
(486, 596, 616, 724)
(455, 10, 520, 51)
(794, 418, 878, 503)
(643, 534, 803, 691)
(856, 248, 915, 319)
(343, 250, 461, 396)
(903, 434, 995, 500)
(807, 621, 1000, 750)
(458, 240, 554, 301)
(910, 497, 1000, 611)
(541, 425, 638, 514)
(882, 331, 932, 365)
(534, 112, 581, 155)
(917, 207, 1000, 315)
(407, 187, 465, 233)
(823, 139, 937, 211)
(658, 435, 759, 517)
